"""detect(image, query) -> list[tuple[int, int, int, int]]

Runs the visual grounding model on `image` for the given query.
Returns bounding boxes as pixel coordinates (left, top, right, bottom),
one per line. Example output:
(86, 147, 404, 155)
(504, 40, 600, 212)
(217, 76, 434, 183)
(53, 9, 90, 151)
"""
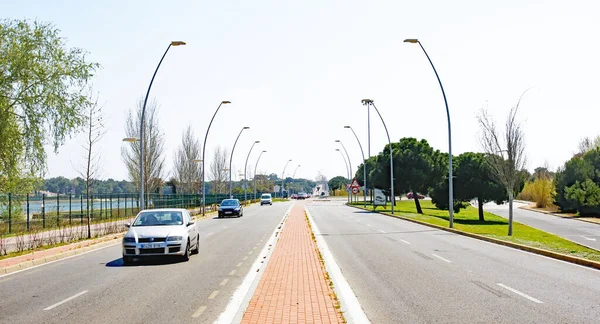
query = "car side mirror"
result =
(187, 221, 195, 226)
(125, 223, 131, 228)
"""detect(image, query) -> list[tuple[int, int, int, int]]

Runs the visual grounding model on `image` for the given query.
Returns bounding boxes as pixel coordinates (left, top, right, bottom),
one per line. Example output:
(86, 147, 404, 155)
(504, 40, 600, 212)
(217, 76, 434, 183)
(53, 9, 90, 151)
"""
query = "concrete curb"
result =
(347, 204, 600, 271)
(518, 205, 600, 226)
(0, 237, 122, 275)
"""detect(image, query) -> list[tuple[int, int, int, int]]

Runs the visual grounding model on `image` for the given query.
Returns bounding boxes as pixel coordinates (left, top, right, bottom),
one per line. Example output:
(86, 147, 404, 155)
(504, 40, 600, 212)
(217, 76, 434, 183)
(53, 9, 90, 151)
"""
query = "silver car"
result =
(122, 208, 199, 265)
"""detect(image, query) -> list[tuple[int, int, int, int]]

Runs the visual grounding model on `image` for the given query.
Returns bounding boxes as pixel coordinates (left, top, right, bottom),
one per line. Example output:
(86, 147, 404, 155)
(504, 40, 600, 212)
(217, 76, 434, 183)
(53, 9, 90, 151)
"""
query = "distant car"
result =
(218, 199, 244, 217)
(297, 192, 308, 200)
(291, 194, 298, 199)
(260, 193, 273, 206)
(122, 208, 199, 265)
(406, 192, 425, 199)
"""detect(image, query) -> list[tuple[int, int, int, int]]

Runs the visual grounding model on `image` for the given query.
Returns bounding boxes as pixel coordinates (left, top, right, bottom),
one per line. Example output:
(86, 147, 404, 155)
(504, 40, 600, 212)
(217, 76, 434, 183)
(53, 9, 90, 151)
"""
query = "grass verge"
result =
(351, 200, 600, 262)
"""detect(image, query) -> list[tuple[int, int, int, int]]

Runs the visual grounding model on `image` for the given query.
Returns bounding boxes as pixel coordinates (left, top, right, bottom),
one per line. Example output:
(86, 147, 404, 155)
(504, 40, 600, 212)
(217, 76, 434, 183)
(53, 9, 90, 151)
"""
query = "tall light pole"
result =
(362, 99, 394, 214)
(253, 150, 267, 200)
(336, 140, 352, 202)
(336, 149, 350, 203)
(404, 38, 453, 227)
(244, 140, 260, 204)
(201, 100, 231, 216)
(229, 126, 250, 197)
(281, 159, 292, 198)
(292, 165, 301, 195)
(137, 40, 185, 210)
(344, 126, 367, 207)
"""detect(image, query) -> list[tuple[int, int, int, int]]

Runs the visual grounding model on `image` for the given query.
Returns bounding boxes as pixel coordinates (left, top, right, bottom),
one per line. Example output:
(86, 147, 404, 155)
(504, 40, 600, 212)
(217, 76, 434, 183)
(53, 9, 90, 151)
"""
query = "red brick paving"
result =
(242, 203, 344, 324)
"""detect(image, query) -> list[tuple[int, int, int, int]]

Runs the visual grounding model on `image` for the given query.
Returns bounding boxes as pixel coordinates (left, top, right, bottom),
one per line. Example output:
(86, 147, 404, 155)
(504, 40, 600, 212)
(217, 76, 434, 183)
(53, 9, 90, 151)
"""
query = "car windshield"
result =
(133, 211, 184, 226)
(261, 195, 270, 199)
(221, 200, 239, 206)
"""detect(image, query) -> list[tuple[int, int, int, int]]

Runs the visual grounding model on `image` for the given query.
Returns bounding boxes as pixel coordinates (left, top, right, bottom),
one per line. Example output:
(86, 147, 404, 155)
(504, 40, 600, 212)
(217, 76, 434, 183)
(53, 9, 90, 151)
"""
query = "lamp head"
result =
(335, 140, 340, 143)
(243, 126, 250, 130)
(122, 137, 139, 143)
(336, 149, 340, 151)
(403, 39, 419, 43)
(221, 100, 231, 104)
(171, 41, 186, 46)
(262, 150, 267, 153)
(361, 99, 373, 105)
(255, 140, 260, 143)
(344, 126, 351, 129)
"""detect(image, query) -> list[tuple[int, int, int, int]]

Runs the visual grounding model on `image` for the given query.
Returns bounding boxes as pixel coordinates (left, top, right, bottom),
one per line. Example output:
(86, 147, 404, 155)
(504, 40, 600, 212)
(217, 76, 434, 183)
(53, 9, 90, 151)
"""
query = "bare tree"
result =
(121, 99, 166, 203)
(209, 146, 229, 194)
(577, 135, 600, 155)
(477, 92, 528, 236)
(173, 126, 202, 194)
(75, 96, 105, 239)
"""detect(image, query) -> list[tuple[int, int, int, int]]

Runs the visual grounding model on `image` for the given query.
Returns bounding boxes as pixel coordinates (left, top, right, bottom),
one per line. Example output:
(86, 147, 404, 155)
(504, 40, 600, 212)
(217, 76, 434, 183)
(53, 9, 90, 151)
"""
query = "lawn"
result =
(351, 200, 600, 262)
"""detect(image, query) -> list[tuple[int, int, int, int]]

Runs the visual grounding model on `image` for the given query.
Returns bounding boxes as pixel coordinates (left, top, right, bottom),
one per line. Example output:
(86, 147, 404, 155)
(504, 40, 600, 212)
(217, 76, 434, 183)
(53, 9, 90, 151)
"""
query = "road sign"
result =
(352, 187, 359, 194)
(350, 178, 360, 189)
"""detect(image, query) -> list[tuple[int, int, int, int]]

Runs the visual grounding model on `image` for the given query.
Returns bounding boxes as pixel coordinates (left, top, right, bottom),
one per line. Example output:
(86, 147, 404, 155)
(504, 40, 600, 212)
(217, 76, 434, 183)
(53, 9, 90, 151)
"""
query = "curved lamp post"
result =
(281, 159, 292, 198)
(361, 99, 394, 214)
(253, 150, 267, 200)
(291, 165, 301, 195)
(404, 38, 453, 227)
(336, 149, 350, 202)
(201, 100, 231, 215)
(336, 140, 352, 203)
(229, 126, 250, 197)
(138, 40, 185, 210)
(244, 140, 260, 204)
(344, 126, 366, 207)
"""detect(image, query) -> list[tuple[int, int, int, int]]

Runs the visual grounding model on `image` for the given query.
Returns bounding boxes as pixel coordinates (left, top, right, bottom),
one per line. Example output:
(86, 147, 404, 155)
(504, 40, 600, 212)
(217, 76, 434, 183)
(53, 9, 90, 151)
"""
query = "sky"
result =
(4, 0, 600, 183)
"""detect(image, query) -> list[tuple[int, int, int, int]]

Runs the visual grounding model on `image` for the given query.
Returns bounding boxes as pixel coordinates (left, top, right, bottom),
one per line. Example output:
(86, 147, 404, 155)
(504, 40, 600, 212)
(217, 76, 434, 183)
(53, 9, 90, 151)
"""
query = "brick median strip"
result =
(242, 203, 345, 323)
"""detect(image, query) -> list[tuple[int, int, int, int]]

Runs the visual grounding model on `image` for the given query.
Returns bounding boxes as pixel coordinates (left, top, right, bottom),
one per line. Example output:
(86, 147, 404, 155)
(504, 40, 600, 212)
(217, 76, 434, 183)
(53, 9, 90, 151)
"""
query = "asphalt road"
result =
(307, 199, 600, 324)
(0, 201, 292, 324)
(483, 201, 600, 250)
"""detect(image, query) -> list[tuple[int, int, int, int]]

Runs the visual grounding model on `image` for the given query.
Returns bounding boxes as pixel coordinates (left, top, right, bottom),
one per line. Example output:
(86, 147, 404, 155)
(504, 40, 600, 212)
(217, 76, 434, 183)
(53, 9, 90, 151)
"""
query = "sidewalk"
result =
(242, 203, 344, 324)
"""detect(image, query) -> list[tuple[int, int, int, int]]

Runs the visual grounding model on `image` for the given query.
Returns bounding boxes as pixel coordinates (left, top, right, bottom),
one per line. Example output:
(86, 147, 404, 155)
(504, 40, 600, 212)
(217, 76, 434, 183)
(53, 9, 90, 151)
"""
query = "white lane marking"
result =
(207, 232, 214, 236)
(379, 230, 386, 233)
(432, 254, 452, 263)
(236, 262, 243, 267)
(242, 256, 248, 261)
(220, 278, 229, 286)
(580, 235, 597, 241)
(229, 270, 237, 276)
(0, 241, 120, 279)
(399, 239, 411, 245)
(305, 208, 370, 323)
(192, 305, 207, 318)
(216, 203, 294, 324)
(366, 224, 372, 227)
(497, 283, 543, 304)
(44, 290, 88, 310)
(208, 290, 220, 299)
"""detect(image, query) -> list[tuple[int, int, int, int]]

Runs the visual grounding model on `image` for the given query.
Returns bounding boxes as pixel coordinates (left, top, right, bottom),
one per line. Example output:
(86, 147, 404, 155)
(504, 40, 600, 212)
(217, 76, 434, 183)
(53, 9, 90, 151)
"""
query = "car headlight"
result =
(167, 236, 183, 241)
(123, 237, 135, 243)
(234, 207, 240, 210)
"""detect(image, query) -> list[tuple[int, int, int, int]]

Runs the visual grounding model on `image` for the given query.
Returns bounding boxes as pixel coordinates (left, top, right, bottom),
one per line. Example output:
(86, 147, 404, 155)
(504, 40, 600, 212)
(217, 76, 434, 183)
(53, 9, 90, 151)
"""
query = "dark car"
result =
(218, 199, 244, 218)
(297, 192, 308, 200)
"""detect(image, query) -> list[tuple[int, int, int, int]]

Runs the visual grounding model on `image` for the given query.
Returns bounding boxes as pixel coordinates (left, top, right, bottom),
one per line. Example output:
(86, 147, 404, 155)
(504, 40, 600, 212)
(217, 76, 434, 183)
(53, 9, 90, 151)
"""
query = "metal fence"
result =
(0, 192, 267, 236)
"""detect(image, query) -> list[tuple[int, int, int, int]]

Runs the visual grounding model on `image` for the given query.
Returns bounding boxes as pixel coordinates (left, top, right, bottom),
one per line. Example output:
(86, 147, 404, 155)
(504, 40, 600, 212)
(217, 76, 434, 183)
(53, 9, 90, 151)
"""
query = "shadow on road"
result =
(105, 257, 184, 267)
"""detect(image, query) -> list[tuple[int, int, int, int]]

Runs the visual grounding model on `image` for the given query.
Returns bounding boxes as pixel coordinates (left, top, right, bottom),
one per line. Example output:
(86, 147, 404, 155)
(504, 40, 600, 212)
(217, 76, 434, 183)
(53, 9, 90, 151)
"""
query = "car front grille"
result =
(125, 248, 136, 255)
(138, 237, 166, 243)
(139, 248, 165, 254)
(168, 246, 181, 253)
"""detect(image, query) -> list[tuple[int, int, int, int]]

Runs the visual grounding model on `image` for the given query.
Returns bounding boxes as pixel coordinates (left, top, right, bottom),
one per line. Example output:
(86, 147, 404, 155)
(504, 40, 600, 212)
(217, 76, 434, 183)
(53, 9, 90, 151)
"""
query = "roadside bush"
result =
(554, 148, 600, 215)
(518, 178, 554, 208)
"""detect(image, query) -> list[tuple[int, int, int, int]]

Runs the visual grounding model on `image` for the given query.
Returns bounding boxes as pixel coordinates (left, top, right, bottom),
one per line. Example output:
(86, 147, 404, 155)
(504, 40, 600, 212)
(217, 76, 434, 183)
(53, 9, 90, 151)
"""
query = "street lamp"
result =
(336, 149, 350, 203)
(229, 127, 250, 197)
(404, 38, 453, 227)
(244, 141, 260, 204)
(137, 40, 185, 210)
(336, 140, 352, 203)
(253, 150, 267, 200)
(362, 99, 394, 214)
(201, 100, 231, 215)
(344, 126, 367, 207)
(281, 159, 292, 198)
(291, 165, 301, 196)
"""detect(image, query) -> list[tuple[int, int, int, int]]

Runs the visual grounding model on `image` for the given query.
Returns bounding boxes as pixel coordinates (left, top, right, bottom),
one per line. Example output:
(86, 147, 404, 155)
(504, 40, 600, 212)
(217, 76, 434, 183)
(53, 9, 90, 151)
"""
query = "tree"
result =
(577, 136, 600, 155)
(173, 126, 202, 194)
(328, 176, 349, 196)
(392, 138, 442, 214)
(75, 97, 105, 238)
(477, 92, 528, 235)
(0, 19, 99, 194)
(209, 146, 229, 194)
(554, 148, 600, 215)
(121, 99, 166, 202)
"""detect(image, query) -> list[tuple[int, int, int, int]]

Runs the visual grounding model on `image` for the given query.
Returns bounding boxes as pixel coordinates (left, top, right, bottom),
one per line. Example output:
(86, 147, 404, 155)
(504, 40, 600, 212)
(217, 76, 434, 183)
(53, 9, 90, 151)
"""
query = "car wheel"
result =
(182, 241, 190, 261)
(191, 235, 200, 254)
(123, 255, 133, 266)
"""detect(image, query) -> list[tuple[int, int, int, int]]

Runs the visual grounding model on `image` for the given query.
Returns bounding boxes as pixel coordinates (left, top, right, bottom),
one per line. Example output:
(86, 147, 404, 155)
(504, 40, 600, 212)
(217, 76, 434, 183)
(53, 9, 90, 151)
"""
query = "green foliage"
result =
(328, 176, 349, 195)
(354, 156, 377, 187)
(554, 149, 600, 215)
(518, 177, 554, 208)
(0, 19, 99, 194)
(41, 177, 135, 195)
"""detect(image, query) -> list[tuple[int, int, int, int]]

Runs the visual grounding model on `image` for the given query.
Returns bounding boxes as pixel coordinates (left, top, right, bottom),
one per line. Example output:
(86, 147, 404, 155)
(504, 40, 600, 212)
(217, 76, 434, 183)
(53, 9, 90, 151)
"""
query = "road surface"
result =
(307, 199, 600, 324)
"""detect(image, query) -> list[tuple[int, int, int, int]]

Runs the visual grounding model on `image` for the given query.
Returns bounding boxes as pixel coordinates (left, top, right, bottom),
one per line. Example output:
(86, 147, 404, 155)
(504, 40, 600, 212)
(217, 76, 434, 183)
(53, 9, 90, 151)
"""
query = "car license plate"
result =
(225, 211, 232, 214)
(141, 243, 163, 249)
